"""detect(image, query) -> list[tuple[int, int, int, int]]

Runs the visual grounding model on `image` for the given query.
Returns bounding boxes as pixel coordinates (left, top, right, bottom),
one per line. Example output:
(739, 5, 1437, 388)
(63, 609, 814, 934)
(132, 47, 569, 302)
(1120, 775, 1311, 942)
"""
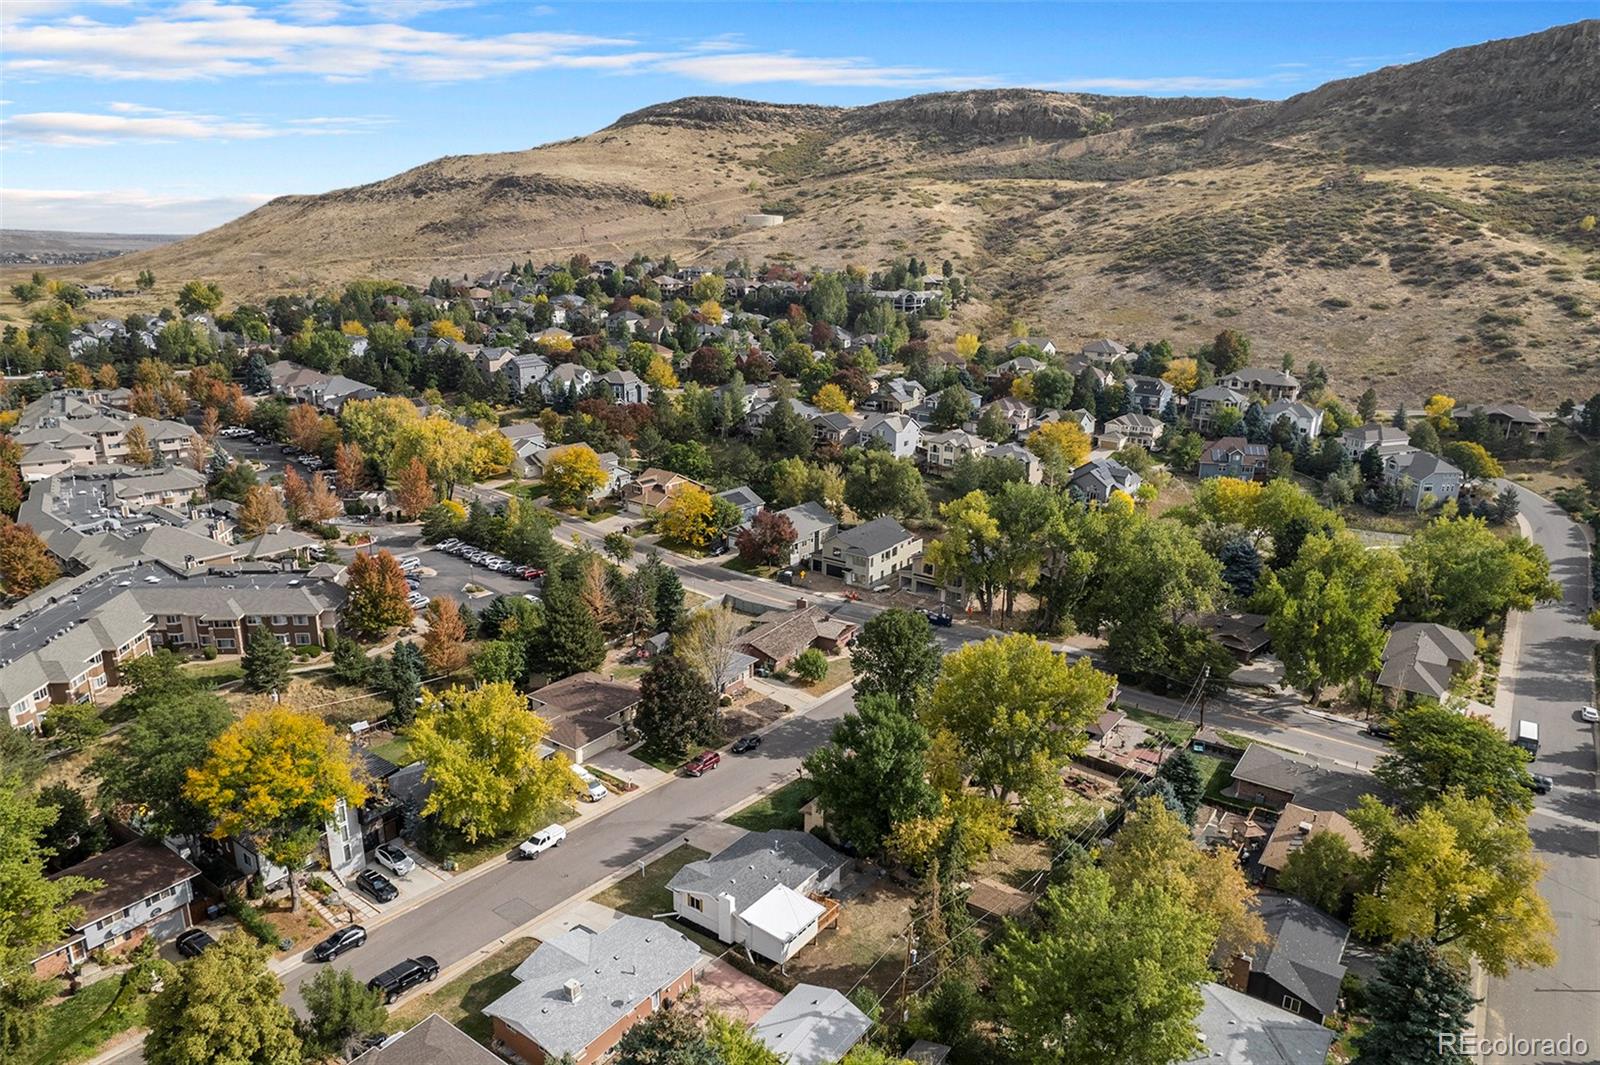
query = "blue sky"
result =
(0, 1, 1587, 233)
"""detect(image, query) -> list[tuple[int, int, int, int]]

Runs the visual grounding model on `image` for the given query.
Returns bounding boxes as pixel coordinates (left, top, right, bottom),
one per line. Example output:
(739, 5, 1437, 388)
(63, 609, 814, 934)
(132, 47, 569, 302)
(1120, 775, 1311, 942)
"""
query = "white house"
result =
(857, 413, 921, 458)
(1263, 399, 1324, 440)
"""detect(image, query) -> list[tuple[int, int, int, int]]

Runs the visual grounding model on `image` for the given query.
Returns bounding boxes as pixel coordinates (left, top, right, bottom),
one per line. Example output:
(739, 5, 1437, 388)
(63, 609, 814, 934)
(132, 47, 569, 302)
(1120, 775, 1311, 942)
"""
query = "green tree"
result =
(1374, 701, 1534, 815)
(1, 776, 101, 1055)
(614, 995, 719, 1064)
(1399, 516, 1559, 630)
(383, 642, 424, 724)
(1263, 533, 1406, 699)
(406, 683, 579, 842)
(114, 649, 202, 714)
(175, 279, 224, 316)
(92, 693, 232, 838)
(1443, 440, 1504, 482)
(1351, 939, 1477, 1065)
(242, 628, 291, 693)
(1277, 829, 1361, 916)
(924, 635, 1114, 812)
(1350, 793, 1556, 976)
(1155, 748, 1205, 824)
(35, 782, 106, 868)
(850, 608, 943, 713)
(792, 647, 829, 683)
(298, 966, 388, 1058)
(473, 640, 525, 685)
(806, 272, 848, 325)
(331, 635, 371, 686)
(930, 386, 972, 430)
(144, 935, 301, 1065)
(993, 865, 1211, 1065)
(804, 695, 938, 856)
(845, 450, 929, 520)
(43, 701, 105, 751)
(925, 490, 1003, 619)
(537, 582, 606, 678)
(636, 654, 720, 760)
(651, 559, 685, 632)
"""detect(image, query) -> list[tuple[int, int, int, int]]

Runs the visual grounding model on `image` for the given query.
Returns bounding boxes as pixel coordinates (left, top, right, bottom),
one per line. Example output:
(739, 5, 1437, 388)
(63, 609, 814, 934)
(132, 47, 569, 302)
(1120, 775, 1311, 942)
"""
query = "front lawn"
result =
(591, 844, 710, 918)
(724, 778, 817, 833)
(1121, 705, 1198, 746)
(18, 976, 151, 1065)
(386, 937, 540, 1044)
(367, 734, 412, 766)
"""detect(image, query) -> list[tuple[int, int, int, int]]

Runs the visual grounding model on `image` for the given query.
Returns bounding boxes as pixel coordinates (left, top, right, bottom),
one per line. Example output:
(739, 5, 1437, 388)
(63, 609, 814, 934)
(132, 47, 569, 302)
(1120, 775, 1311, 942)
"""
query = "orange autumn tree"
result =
(237, 484, 286, 537)
(334, 441, 366, 495)
(422, 596, 469, 675)
(393, 457, 435, 518)
(343, 550, 412, 638)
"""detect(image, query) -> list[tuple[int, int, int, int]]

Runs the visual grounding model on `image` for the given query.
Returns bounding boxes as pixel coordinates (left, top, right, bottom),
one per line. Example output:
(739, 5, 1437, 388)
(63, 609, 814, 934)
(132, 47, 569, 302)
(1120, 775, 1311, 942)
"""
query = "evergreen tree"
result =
(244, 352, 272, 395)
(242, 629, 291, 693)
(636, 654, 720, 759)
(385, 642, 423, 725)
(1351, 940, 1475, 1065)
(331, 635, 370, 686)
(538, 583, 605, 679)
(1155, 749, 1205, 824)
(1357, 387, 1379, 424)
(1217, 536, 1262, 599)
(652, 562, 685, 632)
(1392, 403, 1409, 430)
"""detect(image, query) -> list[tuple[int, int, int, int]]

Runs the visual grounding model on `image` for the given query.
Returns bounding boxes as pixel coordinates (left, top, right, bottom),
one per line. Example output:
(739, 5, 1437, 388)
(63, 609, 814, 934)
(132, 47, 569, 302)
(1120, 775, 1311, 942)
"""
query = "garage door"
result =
(825, 564, 846, 578)
(149, 907, 188, 942)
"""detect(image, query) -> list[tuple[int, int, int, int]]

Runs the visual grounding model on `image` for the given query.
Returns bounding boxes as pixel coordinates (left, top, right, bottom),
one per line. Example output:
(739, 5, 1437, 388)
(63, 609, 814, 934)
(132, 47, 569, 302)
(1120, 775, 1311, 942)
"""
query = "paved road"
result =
(1481, 485, 1599, 1063)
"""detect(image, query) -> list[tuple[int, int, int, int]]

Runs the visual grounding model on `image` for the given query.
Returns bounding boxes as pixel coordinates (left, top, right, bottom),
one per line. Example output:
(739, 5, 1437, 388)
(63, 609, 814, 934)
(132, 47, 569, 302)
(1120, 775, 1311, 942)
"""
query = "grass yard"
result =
(367, 734, 412, 766)
(181, 659, 245, 687)
(18, 977, 152, 1065)
(386, 937, 540, 1044)
(975, 836, 1052, 890)
(779, 657, 854, 696)
(591, 844, 710, 918)
(783, 878, 917, 996)
(724, 777, 817, 833)
(1121, 705, 1198, 746)
(721, 556, 778, 578)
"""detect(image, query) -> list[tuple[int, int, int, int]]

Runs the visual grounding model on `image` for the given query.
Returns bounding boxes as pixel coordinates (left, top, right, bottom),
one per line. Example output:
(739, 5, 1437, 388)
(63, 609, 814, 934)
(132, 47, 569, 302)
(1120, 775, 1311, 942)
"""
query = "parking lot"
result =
(214, 432, 291, 480)
(337, 532, 542, 612)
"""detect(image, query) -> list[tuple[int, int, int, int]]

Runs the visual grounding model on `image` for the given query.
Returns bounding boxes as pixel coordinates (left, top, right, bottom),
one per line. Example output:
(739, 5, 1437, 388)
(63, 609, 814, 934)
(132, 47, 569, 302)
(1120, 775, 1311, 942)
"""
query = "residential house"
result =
(1184, 611, 1272, 661)
(810, 412, 862, 449)
(1125, 374, 1174, 415)
(1198, 438, 1271, 482)
(1222, 895, 1349, 1024)
(1257, 804, 1368, 888)
(1227, 745, 1327, 810)
(1476, 403, 1548, 442)
(716, 486, 765, 528)
(898, 551, 968, 606)
(623, 468, 706, 515)
(1376, 622, 1476, 702)
(988, 355, 1048, 384)
(988, 442, 1045, 484)
(1004, 336, 1058, 357)
(1041, 407, 1097, 438)
(527, 672, 643, 761)
(475, 346, 519, 379)
(1101, 412, 1165, 450)
(975, 397, 1035, 438)
(484, 917, 700, 1065)
(1383, 450, 1463, 509)
(1262, 399, 1324, 441)
(600, 369, 648, 405)
(1188, 386, 1248, 434)
(917, 429, 991, 474)
(32, 842, 202, 977)
(1220, 368, 1301, 402)
(1339, 423, 1411, 460)
(1066, 458, 1142, 504)
(504, 354, 551, 396)
(778, 502, 839, 568)
(542, 362, 594, 398)
(526, 446, 629, 500)
(668, 830, 846, 964)
(870, 377, 927, 414)
(1079, 338, 1130, 366)
(351, 1014, 503, 1065)
(857, 413, 921, 458)
(309, 374, 379, 412)
(1059, 355, 1114, 389)
(811, 517, 923, 588)
(753, 985, 872, 1065)
(740, 605, 857, 671)
(1188, 983, 1336, 1065)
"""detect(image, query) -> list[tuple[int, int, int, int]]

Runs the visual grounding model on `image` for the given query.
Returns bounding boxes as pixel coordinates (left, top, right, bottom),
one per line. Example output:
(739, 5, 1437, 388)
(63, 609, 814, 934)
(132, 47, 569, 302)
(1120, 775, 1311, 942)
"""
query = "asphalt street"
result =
(1481, 485, 1600, 1064)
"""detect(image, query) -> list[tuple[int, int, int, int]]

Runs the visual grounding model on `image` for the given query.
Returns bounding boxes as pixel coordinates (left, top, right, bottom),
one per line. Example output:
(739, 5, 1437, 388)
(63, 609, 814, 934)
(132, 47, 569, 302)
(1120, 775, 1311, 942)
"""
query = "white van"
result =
(397, 556, 422, 572)
(572, 765, 608, 803)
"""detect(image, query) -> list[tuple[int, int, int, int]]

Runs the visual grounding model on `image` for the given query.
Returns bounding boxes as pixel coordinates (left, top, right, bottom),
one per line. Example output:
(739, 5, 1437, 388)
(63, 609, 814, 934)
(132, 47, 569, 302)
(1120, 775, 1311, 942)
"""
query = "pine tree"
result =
(385, 642, 423, 725)
(636, 654, 720, 759)
(538, 583, 605, 679)
(331, 635, 371, 686)
(652, 562, 685, 633)
(1217, 536, 1261, 600)
(1352, 939, 1475, 1065)
(244, 352, 272, 394)
(1155, 749, 1205, 824)
(242, 629, 291, 693)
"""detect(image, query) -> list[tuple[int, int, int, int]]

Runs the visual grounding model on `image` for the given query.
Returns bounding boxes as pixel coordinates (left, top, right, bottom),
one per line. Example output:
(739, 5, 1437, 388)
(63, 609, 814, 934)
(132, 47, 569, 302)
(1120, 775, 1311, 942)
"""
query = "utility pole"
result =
(1197, 664, 1210, 730)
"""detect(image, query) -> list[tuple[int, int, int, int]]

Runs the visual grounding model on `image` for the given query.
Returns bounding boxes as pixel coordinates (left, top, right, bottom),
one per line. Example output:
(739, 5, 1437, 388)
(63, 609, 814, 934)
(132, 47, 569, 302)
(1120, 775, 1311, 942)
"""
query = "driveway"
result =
(1480, 483, 1599, 1063)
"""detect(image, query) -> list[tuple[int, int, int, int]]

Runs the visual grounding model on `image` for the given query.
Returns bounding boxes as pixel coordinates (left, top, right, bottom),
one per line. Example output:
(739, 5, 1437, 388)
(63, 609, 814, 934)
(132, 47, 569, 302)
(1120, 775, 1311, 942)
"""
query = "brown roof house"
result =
(484, 917, 700, 1065)
(739, 605, 858, 671)
(1377, 622, 1476, 702)
(528, 672, 643, 762)
(1198, 437, 1270, 482)
(623, 468, 706, 515)
(32, 842, 202, 977)
(351, 1014, 502, 1065)
(1258, 804, 1369, 887)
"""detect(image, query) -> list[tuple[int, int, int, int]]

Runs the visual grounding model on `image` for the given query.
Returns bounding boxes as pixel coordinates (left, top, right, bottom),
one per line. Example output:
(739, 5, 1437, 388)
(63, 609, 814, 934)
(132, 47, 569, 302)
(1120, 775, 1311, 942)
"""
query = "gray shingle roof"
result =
(824, 517, 913, 556)
(350, 1014, 502, 1065)
(1189, 983, 1335, 1064)
(1250, 895, 1349, 1018)
(1377, 622, 1476, 699)
(667, 829, 845, 913)
(753, 984, 872, 1065)
(779, 501, 837, 540)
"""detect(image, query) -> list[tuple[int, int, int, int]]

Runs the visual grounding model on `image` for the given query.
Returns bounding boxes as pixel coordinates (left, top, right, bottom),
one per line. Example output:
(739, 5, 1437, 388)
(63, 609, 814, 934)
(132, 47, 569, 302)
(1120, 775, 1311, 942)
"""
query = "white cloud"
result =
(0, 186, 274, 232)
(3, 105, 392, 145)
(657, 52, 997, 89)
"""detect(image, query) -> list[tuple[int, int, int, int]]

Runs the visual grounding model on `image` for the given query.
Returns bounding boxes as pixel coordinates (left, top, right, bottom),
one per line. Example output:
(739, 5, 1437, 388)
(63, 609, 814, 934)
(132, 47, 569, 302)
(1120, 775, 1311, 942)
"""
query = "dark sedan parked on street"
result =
(310, 925, 368, 962)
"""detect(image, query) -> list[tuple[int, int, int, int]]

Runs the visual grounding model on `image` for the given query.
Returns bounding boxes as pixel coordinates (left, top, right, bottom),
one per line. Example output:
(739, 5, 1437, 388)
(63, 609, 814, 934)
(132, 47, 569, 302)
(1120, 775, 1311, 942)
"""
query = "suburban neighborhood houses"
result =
(0, 242, 1594, 1065)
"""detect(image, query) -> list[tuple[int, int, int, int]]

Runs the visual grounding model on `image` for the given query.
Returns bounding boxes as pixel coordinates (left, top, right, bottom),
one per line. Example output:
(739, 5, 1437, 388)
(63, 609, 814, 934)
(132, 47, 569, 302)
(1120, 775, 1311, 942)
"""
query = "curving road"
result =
(1481, 484, 1600, 1063)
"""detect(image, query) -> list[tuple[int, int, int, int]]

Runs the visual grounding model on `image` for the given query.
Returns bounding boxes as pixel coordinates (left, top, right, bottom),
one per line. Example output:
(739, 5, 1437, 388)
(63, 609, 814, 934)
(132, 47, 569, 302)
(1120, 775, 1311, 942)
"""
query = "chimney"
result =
(563, 978, 583, 1003)
(1225, 953, 1252, 993)
(1296, 821, 1313, 835)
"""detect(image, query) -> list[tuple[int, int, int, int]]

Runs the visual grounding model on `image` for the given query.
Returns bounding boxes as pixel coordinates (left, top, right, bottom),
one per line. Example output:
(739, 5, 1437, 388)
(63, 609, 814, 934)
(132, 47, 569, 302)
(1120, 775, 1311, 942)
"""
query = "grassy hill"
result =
(11, 19, 1598, 403)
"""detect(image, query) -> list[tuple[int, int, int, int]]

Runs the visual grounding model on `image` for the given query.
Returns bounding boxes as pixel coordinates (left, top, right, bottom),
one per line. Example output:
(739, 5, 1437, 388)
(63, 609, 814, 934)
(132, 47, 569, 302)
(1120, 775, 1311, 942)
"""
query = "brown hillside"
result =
(18, 20, 1600, 403)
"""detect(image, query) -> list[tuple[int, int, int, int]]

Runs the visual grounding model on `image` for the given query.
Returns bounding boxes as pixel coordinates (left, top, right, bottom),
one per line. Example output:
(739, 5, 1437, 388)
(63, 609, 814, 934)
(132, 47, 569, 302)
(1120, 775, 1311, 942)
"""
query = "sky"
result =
(0, 1, 1589, 234)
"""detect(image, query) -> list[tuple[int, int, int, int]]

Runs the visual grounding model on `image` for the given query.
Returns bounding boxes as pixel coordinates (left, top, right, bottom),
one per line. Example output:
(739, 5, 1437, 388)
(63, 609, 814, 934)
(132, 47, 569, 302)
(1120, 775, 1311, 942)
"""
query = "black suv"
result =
(175, 928, 216, 958)
(355, 869, 398, 903)
(310, 925, 367, 962)
(367, 956, 439, 1003)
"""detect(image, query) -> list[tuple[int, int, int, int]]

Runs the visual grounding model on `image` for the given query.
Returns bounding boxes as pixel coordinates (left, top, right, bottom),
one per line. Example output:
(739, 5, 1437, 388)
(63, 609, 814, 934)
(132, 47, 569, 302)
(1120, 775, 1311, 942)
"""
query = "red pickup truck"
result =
(683, 750, 721, 777)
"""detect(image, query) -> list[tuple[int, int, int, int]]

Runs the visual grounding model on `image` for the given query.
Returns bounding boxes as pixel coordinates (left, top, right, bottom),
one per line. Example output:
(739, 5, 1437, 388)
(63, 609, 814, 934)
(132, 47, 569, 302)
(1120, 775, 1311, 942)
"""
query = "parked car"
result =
(517, 823, 566, 859)
(1581, 705, 1599, 723)
(730, 735, 761, 754)
(436, 538, 461, 551)
(924, 608, 953, 627)
(175, 928, 216, 958)
(683, 750, 721, 776)
(397, 556, 422, 572)
(354, 869, 399, 903)
(1364, 719, 1396, 739)
(374, 843, 415, 877)
(367, 956, 438, 1004)
(310, 925, 367, 962)
(1531, 773, 1555, 794)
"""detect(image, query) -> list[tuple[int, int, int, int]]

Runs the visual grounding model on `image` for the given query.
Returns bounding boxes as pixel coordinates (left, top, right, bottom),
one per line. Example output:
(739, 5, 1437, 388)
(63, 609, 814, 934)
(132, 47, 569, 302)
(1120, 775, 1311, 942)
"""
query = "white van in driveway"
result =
(572, 765, 608, 803)
(517, 824, 566, 859)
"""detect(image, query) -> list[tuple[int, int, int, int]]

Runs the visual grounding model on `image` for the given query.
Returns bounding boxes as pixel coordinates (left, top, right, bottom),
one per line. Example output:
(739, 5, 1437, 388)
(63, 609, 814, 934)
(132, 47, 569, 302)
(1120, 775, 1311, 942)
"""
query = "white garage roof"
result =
(740, 883, 824, 945)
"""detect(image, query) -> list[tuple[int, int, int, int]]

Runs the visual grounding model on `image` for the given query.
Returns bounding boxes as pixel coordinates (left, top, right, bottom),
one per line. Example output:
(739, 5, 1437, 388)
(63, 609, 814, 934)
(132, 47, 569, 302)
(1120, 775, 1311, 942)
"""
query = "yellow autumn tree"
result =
(543, 444, 607, 508)
(340, 320, 368, 336)
(955, 333, 980, 359)
(1010, 374, 1036, 402)
(1027, 421, 1091, 483)
(1424, 393, 1457, 430)
(1162, 357, 1200, 395)
(431, 319, 465, 342)
(185, 705, 368, 912)
(813, 382, 854, 414)
(698, 299, 723, 322)
(657, 483, 716, 547)
(390, 416, 476, 493)
(644, 355, 679, 390)
(470, 428, 516, 479)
